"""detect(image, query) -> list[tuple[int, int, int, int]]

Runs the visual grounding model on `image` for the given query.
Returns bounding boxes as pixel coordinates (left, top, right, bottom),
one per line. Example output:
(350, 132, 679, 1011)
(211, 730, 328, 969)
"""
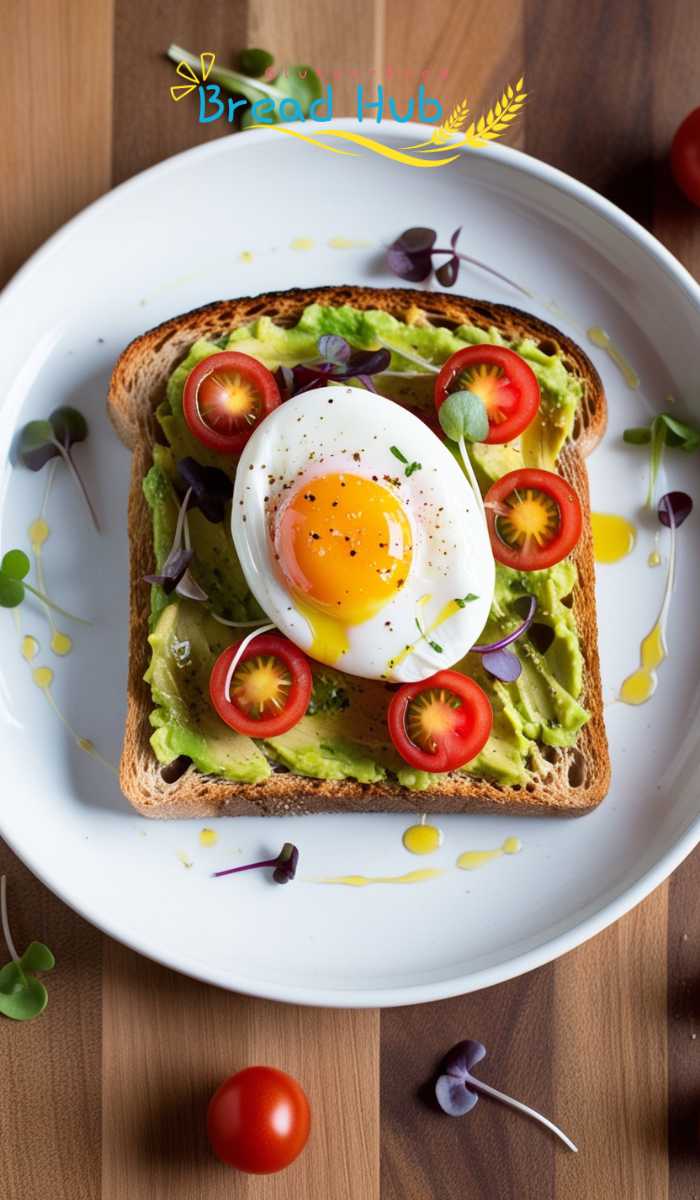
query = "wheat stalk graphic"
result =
(431, 97, 470, 145)
(463, 77, 527, 147)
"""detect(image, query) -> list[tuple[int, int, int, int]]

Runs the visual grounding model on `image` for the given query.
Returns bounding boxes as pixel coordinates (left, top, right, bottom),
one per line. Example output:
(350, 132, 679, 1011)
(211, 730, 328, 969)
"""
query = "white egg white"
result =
(231, 385, 495, 682)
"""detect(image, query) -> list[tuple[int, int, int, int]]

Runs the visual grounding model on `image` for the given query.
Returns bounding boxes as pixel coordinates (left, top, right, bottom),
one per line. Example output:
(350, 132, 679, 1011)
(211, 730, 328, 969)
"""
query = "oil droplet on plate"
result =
(319, 868, 445, 887)
(199, 828, 218, 847)
(590, 513, 636, 564)
(402, 818, 443, 855)
(28, 517, 50, 551)
(33, 666, 54, 689)
(239, 250, 253, 264)
(176, 850, 193, 869)
(648, 550, 661, 567)
(619, 622, 665, 705)
(21, 635, 39, 662)
(50, 630, 72, 656)
(290, 236, 314, 251)
(457, 836, 522, 871)
(587, 327, 640, 389)
(328, 236, 370, 249)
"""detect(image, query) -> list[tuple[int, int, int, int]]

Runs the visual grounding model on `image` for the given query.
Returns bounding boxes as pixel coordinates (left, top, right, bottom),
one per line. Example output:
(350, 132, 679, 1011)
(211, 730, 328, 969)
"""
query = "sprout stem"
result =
(211, 612, 270, 629)
(51, 439, 101, 532)
(472, 1077, 577, 1152)
(224, 623, 276, 701)
(0, 876, 19, 963)
(23, 582, 91, 625)
(213, 859, 277, 878)
(458, 437, 484, 514)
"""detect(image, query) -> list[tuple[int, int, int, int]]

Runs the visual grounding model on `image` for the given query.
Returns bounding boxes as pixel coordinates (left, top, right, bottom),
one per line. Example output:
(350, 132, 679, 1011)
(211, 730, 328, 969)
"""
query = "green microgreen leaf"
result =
(167, 45, 322, 118)
(0, 876, 55, 1022)
(1, 549, 30, 581)
(405, 461, 422, 477)
(390, 446, 422, 477)
(390, 445, 408, 464)
(438, 391, 489, 444)
(454, 593, 479, 607)
(624, 412, 700, 509)
(19, 420, 59, 471)
(50, 406, 88, 448)
(0, 547, 90, 619)
(415, 617, 443, 654)
(235, 47, 275, 77)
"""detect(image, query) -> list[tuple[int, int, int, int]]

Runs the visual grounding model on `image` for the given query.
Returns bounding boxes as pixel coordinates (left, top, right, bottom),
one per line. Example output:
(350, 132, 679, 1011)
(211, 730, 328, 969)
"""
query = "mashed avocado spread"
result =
(143, 304, 588, 790)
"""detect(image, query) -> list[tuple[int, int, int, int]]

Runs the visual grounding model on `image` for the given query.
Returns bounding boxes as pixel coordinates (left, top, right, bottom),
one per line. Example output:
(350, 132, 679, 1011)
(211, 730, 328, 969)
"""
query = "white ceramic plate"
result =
(1, 121, 698, 1007)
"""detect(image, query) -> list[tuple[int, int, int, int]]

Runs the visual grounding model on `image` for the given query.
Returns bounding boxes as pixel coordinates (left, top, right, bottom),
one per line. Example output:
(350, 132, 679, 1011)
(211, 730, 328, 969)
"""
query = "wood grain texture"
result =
(0, 844, 102, 1200)
(384, 0, 525, 148)
(0, 0, 114, 286)
(102, 939, 379, 1199)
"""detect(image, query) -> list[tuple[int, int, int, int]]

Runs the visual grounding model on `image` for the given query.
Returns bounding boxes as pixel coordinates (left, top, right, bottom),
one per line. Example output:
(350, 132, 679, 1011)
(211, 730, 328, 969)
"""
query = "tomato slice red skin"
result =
(209, 633, 312, 737)
(207, 1066, 311, 1175)
(483, 467, 583, 571)
(671, 107, 700, 207)
(434, 345, 540, 445)
(387, 670, 493, 773)
(182, 351, 281, 455)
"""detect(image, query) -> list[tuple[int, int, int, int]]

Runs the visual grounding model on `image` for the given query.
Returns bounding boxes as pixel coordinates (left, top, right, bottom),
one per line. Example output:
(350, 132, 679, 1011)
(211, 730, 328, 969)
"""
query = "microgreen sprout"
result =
(0, 548, 90, 622)
(0, 875, 55, 1022)
(470, 595, 537, 682)
(414, 616, 443, 654)
(213, 842, 299, 885)
(19, 406, 100, 532)
(176, 457, 233, 523)
(387, 226, 530, 296)
(454, 593, 479, 608)
(278, 336, 391, 397)
(437, 391, 489, 511)
(390, 446, 422, 477)
(434, 1039, 577, 1152)
(623, 412, 700, 508)
(167, 44, 322, 127)
(223, 623, 276, 702)
(144, 487, 208, 600)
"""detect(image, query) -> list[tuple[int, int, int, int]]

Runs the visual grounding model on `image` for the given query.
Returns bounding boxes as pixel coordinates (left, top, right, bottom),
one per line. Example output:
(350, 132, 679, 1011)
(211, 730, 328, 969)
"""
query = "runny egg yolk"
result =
(275, 472, 413, 626)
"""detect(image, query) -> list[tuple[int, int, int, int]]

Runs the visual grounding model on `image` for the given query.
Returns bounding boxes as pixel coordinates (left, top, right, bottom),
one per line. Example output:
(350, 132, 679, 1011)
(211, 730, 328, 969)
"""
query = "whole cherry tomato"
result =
(207, 1065, 311, 1174)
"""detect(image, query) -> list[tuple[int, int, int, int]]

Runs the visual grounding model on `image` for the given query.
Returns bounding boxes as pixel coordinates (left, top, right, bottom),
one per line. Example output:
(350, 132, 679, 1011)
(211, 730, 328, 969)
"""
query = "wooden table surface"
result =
(2, 2, 699, 1197)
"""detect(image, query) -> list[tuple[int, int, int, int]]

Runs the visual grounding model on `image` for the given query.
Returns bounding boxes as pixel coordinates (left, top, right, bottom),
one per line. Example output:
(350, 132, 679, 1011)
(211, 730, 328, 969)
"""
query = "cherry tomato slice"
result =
(209, 633, 312, 737)
(435, 345, 540, 445)
(208, 1066, 311, 1175)
(387, 670, 493, 773)
(671, 107, 700, 207)
(183, 351, 281, 455)
(483, 467, 582, 570)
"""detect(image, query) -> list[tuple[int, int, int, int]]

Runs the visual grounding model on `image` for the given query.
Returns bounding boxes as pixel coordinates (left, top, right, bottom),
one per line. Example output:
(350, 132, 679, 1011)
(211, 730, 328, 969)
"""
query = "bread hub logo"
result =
(168, 49, 527, 168)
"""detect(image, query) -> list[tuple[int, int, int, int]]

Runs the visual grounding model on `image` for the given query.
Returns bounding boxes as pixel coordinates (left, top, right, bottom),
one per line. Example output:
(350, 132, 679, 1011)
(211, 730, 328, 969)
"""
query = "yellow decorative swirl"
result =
(250, 125, 462, 168)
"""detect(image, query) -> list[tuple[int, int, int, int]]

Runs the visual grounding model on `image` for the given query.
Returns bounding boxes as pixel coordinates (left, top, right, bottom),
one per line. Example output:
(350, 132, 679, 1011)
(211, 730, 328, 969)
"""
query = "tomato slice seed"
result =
(229, 655, 291, 719)
(495, 487, 561, 550)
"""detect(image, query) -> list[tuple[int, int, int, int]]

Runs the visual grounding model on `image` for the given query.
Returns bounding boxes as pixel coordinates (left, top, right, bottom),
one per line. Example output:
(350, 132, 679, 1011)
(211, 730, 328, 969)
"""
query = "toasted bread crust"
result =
(108, 286, 610, 818)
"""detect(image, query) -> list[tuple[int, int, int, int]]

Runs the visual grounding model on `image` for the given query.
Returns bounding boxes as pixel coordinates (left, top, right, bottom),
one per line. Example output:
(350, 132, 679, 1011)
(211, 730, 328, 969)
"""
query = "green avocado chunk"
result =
(144, 302, 589, 790)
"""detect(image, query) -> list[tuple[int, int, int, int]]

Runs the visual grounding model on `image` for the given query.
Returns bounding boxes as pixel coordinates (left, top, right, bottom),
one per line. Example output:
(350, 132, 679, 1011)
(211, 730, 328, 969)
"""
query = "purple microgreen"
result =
(213, 842, 299, 885)
(473, 596, 537, 654)
(481, 648, 522, 682)
(143, 486, 208, 601)
(435, 255, 460, 287)
(386, 226, 530, 295)
(356, 374, 378, 394)
(658, 490, 693, 528)
(176, 457, 232, 523)
(19, 407, 100, 532)
(275, 364, 295, 395)
(317, 334, 352, 365)
(435, 1039, 577, 1152)
(0, 548, 89, 622)
(144, 547, 193, 595)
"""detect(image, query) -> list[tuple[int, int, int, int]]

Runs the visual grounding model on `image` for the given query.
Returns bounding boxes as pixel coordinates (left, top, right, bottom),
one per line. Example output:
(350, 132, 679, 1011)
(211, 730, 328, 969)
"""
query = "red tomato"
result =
(183, 351, 281, 455)
(671, 107, 700, 206)
(387, 670, 493, 773)
(207, 1066, 310, 1175)
(483, 467, 582, 570)
(209, 632, 312, 737)
(435, 345, 540, 444)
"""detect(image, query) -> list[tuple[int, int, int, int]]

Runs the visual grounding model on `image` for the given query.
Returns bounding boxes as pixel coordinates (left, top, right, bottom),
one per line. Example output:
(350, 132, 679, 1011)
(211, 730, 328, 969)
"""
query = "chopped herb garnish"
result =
(390, 446, 422, 477)
(623, 412, 700, 508)
(19, 406, 100, 532)
(434, 1039, 577, 1152)
(0, 875, 55, 1022)
(390, 445, 408, 464)
(415, 616, 443, 654)
(454, 593, 479, 607)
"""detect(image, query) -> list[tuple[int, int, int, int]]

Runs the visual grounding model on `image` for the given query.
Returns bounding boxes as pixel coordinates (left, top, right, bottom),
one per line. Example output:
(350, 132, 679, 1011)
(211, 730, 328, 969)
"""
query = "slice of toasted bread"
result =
(108, 286, 610, 819)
